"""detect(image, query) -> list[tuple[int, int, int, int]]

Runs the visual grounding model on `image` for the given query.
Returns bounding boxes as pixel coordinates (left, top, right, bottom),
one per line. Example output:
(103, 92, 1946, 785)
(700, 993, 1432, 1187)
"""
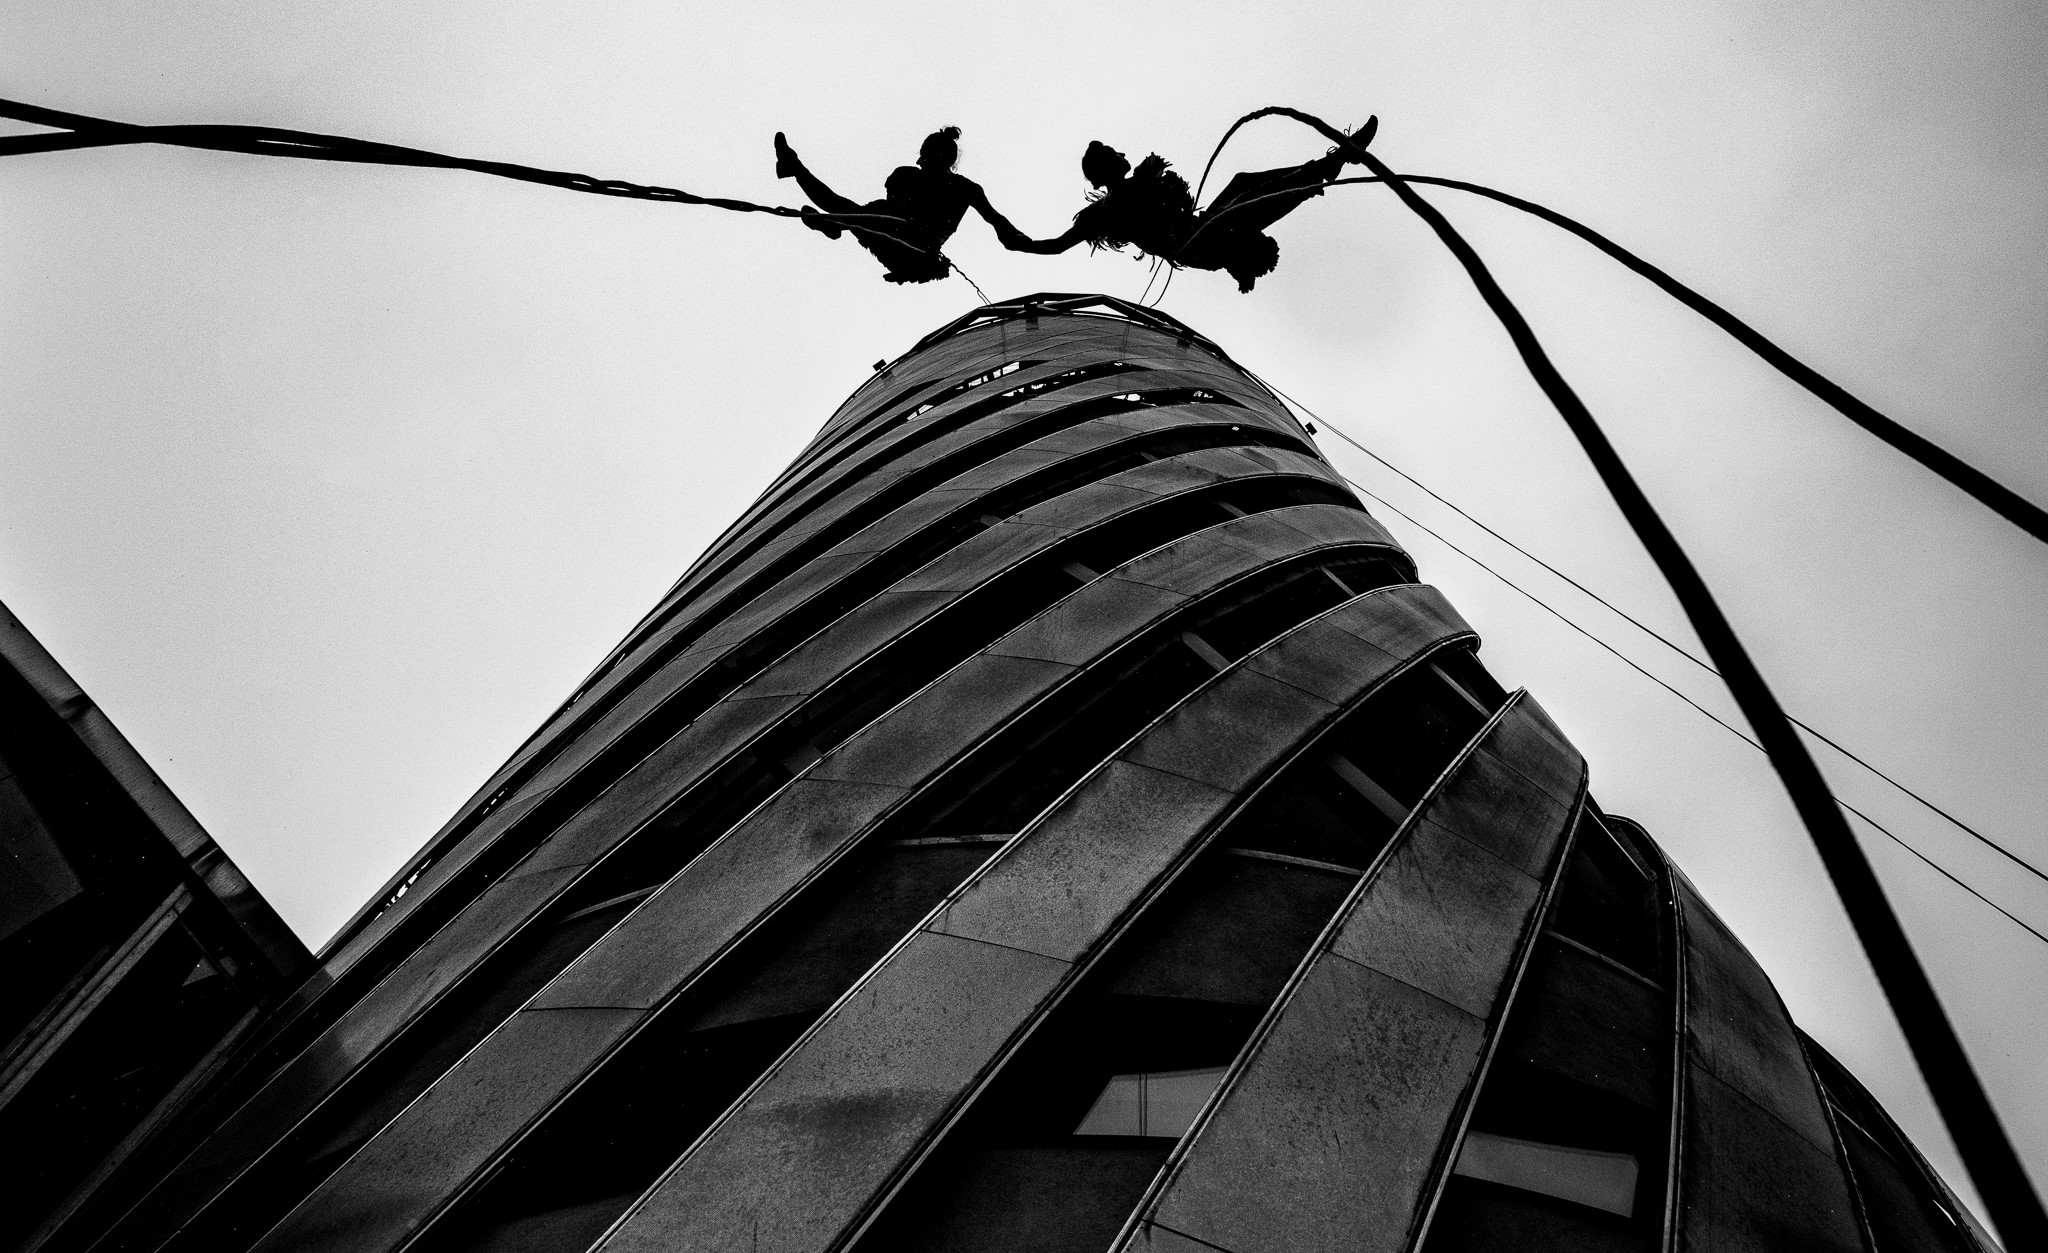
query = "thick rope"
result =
(1238, 103, 2042, 1247)
(0, 97, 969, 284)
(1182, 163, 2048, 548)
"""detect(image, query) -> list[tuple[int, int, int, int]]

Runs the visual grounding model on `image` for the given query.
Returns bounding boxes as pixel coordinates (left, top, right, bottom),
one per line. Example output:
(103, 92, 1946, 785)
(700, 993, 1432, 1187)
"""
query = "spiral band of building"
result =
(34, 295, 1988, 1253)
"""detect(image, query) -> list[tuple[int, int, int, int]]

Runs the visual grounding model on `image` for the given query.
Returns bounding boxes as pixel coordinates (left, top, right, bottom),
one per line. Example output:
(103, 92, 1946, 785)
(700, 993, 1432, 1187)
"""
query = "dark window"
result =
(0, 762, 83, 945)
(0, 918, 256, 1251)
(1225, 656, 1495, 869)
(1549, 814, 1662, 982)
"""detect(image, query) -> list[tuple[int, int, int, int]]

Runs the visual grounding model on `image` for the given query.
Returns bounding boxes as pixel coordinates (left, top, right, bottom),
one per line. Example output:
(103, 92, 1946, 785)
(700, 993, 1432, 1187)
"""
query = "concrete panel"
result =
(1148, 956, 1488, 1253)
(596, 933, 1070, 1253)
(1678, 1068, 1864, 1253)
(1676, 875, 1838, 1152)
(1329, 820, 1546, 1017)
(985, 578, 1195, 665)
(1104, 527, 1288, 594)
(1672, 873, 1863, 1252)
(1119, 670, 1341, 793)
(1503, 938, 1666, 1109)
(925, 760, 1239, 963)
(1392, 700, 1581, 876)
(534, 778, 910, 1012)
(1268, 499, 1399, 549)
(808, 655, 1078, 788)
(1243, 614, 1413, 706)
(248, 1007, 643, 1253)
(736, 589, 957, 698)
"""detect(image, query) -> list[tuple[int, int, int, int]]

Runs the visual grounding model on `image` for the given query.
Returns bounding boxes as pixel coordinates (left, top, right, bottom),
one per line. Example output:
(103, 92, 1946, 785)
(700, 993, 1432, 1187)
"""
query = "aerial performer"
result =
(1010, 118, 1378, 292)
(773, 126, 1027, 285)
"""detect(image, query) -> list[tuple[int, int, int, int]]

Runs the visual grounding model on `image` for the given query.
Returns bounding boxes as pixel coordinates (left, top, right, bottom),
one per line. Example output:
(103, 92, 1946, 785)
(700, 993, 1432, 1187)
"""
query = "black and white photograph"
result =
(2, 4, 2043, 1250)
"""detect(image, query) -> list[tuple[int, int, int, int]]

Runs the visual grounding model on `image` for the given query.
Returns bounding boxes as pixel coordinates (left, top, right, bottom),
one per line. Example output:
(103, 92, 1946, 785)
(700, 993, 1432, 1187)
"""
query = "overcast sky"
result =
(4, 0, 2044, 1224)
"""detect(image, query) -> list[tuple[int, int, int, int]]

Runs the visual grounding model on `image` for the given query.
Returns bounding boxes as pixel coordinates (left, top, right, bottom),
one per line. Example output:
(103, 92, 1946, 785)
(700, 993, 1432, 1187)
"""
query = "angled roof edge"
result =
(0, 599, 311, 978)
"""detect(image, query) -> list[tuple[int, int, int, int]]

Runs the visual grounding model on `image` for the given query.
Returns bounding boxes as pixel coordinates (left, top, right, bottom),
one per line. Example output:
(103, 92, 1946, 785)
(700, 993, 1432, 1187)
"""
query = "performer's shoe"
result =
(774, 132, 801, 179)
(1337, 116, 1379, 161)
(800, 206, 843, 240)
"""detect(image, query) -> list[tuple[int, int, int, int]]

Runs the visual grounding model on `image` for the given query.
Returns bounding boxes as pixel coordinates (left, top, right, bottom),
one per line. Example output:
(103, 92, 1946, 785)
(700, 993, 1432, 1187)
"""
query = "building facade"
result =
(0, 602, 310, 1252)
(10, 294, 1992, 1253)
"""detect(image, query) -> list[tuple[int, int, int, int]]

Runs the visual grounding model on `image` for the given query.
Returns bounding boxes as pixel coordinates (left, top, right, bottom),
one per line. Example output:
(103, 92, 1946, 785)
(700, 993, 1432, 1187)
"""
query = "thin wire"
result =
(1342, 474, 2048, 948)
(1342, 479, 1759, 745)
(949, 259, 991, 306)
(1149, 262, 1177, 308)
(1254, 369, 2048, 893)
(1137, 255, 1167, 305)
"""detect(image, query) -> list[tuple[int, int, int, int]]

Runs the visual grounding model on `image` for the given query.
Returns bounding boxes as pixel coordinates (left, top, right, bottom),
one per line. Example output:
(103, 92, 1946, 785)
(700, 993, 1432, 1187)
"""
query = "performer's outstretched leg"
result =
(1180, 147, 1356, 291)
(775, 133, 860, 238)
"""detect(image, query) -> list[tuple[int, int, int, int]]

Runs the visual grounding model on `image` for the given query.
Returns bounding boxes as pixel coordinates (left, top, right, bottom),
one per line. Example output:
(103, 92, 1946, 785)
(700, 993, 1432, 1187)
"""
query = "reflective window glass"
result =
(1073, 1067, 1228, 1139)
(1453, 1130, 1639, 1217)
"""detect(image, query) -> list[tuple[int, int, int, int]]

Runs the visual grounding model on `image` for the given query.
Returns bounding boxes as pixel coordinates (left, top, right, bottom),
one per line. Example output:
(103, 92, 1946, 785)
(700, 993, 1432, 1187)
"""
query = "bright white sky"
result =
(4, 0, 2044, 1224)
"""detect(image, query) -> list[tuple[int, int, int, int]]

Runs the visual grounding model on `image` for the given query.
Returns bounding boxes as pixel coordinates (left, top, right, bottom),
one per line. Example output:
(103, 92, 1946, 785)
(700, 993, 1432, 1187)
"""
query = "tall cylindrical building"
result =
(40, 295, 1989, 1253)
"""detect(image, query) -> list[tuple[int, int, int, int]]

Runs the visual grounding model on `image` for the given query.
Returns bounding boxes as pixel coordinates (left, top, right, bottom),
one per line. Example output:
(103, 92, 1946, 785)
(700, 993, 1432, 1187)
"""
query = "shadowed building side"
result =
(0, 603, 312, 1252)
(14, 294, 1994, 1253)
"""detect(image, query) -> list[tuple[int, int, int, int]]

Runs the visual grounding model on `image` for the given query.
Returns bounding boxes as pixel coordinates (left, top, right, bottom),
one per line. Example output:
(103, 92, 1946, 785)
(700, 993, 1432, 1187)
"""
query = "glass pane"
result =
(1453, 1130, 1639, 1217)
(1074, 1073, 1146, 1136)
(1074, 1067, 1227, 1139)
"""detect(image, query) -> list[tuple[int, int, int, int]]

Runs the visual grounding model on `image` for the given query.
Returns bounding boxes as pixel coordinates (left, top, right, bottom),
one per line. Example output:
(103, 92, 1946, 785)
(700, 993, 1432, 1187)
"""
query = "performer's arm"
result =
(961, 180, 1036, 250)
(1006, 219, 1097, 254)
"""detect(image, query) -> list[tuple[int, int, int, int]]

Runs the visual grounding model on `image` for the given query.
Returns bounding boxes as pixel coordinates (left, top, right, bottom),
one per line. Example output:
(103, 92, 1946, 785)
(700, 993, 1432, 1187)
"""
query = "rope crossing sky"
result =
(7, 90, 2043, 1240)
(0, 96, 985, 296)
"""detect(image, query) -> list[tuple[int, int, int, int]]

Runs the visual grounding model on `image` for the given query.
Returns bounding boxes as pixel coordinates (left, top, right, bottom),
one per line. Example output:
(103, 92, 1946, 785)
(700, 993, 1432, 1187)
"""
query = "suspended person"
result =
(1009, 119, 1377, 292)
(773, 126, 1026, 285)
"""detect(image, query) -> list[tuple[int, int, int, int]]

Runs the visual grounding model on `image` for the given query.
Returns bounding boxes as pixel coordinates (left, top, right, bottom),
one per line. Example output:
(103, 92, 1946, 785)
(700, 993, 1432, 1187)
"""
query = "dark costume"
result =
(800, 166, 951, 284)
(775, 131, 1021, 285)
(1021, 141, 1359, 292)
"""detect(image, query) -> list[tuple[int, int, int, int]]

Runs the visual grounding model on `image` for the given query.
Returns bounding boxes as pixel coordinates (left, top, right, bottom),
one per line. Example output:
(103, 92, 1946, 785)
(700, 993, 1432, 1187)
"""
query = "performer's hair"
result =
(1081, 140, 1129, 187)
(920, 126, 962, 171)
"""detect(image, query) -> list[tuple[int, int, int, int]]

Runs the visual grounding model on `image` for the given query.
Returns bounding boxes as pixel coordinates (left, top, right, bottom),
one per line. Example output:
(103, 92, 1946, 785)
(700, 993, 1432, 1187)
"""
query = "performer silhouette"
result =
(1011, 120, 1376, 292)
(774, 126, 1024, 284)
